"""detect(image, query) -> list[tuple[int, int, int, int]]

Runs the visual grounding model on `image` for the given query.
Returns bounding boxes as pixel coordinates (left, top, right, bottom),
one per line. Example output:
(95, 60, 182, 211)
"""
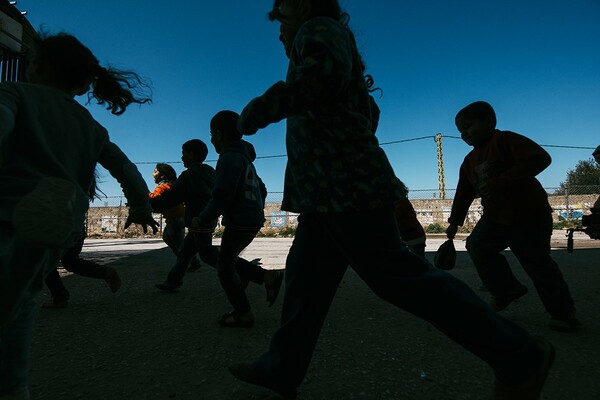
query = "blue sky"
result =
(16, 0, 600, 204)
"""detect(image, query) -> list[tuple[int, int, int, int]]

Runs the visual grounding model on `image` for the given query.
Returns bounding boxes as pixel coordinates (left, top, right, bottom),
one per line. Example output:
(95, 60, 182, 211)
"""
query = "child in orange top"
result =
(150, 163, 202, 269)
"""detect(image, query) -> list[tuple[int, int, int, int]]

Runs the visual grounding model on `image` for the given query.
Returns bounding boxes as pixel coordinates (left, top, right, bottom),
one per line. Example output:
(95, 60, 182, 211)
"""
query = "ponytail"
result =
(32, 32, 152, 115)
(91, 66, 152, 115)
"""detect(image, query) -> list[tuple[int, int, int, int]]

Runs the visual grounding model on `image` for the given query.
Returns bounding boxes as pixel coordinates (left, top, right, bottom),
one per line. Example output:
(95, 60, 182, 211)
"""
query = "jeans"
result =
(254, 210, 541, 392)
(162, 217, 185, 256)
(163, 219, 201, 268)
(466, 215, 575, 318)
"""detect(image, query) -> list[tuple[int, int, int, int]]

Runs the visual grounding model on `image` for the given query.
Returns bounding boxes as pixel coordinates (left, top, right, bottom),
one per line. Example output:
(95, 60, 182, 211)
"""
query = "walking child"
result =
(446, 101, 579, 331)
(228, 1, 555, 399)
(0, 32, 158, 398)
(150, 163, 203, 270)
(151, 139, 282, 315)
(191, 110, 283, 327)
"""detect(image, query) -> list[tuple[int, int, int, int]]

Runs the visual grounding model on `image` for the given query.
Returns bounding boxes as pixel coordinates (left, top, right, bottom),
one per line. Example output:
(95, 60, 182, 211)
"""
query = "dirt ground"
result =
(28, 237, 600, 400)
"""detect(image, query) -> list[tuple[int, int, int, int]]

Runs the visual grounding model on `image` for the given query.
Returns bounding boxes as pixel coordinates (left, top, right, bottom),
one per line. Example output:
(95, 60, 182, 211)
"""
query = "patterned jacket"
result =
(238, 17, 406, 213)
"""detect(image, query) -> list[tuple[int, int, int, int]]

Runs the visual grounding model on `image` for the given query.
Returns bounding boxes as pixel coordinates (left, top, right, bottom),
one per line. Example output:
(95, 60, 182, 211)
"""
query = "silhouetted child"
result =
(0, 32, 158, 398)
(446, 100, 579, 332)
(44, 175, 121, 308)
(228, 2, 554, 399)
(151, 140, 281, 313)
(150, 163, 186, 254)
(150, 163, 203, 270)
(191, 111, 283, 327)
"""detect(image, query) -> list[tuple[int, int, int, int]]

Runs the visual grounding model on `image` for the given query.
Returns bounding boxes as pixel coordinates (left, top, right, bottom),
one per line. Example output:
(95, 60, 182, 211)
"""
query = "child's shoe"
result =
(13, 177, 75, 249)
(489, 283, 528, 312)
(549, 308, 581, 332)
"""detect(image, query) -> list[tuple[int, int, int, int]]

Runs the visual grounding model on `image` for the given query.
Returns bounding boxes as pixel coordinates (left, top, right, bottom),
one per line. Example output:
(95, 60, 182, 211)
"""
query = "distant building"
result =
(0, 0, 36, 82)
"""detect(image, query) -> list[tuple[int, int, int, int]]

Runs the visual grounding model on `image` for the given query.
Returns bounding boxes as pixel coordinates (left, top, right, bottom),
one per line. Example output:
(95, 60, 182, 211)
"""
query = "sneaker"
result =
(228, 362, 297, 399)
(104, 267, 122, 293)
(491, 336, 555, 399)
(155, 282, 181, 292)
(13, 177, 75, 249)
(489, 283, 528, 312)
(549, 313, 581, 332)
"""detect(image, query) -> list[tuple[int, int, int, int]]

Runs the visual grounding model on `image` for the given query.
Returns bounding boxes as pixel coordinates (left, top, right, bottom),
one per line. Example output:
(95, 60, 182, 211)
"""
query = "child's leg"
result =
(163, 218, 185, 257)
(252, 214, 348, 393)
(330, 210, 543, 385)
(466, 218, 524, 298)
(508, 217, 575, 319)
(43, 268, 69, 306)
(217, 228, 260, 315)
(163, 232, 201, 287)
(0, 297, 35, 399)
(61, 244, 106, 280)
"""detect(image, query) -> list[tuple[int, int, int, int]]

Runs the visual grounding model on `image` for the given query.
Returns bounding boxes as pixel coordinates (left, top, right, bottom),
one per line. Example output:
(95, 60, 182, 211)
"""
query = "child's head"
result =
(210, 111, 242, 153)
(27, 32, 151, 115)
(153, 163, 177, 183)
(181, 139, 208, 168)
(593, 145, 600, 164)
(268, 0, 345, 56)
(455, 101, 497, 148)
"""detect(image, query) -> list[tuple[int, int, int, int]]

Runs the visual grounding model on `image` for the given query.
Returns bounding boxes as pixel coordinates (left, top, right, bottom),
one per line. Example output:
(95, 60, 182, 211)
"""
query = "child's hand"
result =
(124, 212, 159, 234)
(237, 118, 258, 135)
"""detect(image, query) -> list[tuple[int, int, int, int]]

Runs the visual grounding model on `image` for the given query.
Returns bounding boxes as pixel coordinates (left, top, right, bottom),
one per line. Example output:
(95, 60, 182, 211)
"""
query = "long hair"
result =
(31, 32, 152, 115)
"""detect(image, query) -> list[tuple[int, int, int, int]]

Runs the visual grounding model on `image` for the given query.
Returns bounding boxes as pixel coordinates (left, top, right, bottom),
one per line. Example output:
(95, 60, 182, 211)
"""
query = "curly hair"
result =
(31, 32, 152, 115)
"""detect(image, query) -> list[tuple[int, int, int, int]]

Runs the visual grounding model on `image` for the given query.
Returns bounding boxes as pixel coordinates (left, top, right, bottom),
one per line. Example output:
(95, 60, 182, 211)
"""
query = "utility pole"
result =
(435, 133, 446, 200)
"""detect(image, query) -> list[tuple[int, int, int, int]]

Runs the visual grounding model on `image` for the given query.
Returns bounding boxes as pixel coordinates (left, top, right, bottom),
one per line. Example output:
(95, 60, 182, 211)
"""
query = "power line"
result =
(129, 134, 597, 166)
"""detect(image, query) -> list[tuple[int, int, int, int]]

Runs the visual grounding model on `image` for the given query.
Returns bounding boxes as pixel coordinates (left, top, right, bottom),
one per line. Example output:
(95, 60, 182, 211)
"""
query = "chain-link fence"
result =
(85, 185, 599, 238)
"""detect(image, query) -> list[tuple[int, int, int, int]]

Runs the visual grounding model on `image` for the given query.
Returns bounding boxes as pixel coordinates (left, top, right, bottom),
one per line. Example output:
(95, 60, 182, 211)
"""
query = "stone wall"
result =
(85, 192, 598, 237)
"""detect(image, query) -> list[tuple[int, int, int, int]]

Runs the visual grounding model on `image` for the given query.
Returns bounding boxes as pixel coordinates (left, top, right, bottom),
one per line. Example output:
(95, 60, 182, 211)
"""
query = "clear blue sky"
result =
(17, 0, 600, 204)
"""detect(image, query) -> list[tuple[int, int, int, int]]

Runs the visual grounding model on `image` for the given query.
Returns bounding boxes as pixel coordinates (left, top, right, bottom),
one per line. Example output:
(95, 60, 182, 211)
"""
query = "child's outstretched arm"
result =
(99, 141, 158, 234)
(237, 19, 352, 136)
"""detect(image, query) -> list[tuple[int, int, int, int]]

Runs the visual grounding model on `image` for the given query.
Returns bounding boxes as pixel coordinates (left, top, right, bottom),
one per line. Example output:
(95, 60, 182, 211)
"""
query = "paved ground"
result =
(28, 232, 600, 399)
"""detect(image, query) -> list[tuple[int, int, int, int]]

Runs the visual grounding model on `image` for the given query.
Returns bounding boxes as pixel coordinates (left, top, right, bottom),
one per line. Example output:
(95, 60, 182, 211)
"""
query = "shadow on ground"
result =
(29, 244, 600, 399)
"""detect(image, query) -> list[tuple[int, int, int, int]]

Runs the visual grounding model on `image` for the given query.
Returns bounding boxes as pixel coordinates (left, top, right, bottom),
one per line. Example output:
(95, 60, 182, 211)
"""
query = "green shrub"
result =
(424, 223, 445, 233)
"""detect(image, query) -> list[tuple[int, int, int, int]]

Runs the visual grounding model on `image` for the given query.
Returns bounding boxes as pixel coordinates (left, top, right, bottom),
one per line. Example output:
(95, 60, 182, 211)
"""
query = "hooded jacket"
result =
(196, 139, 266, 229)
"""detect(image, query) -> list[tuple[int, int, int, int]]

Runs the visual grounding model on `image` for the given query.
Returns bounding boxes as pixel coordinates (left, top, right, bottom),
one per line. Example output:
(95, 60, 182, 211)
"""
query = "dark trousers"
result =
(215, 227, 261, 313)
(254, 210, 541, 392)
(466, 215, 575, 319)
(166, 230, 265, 292)
(45, 236, 107, 300)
